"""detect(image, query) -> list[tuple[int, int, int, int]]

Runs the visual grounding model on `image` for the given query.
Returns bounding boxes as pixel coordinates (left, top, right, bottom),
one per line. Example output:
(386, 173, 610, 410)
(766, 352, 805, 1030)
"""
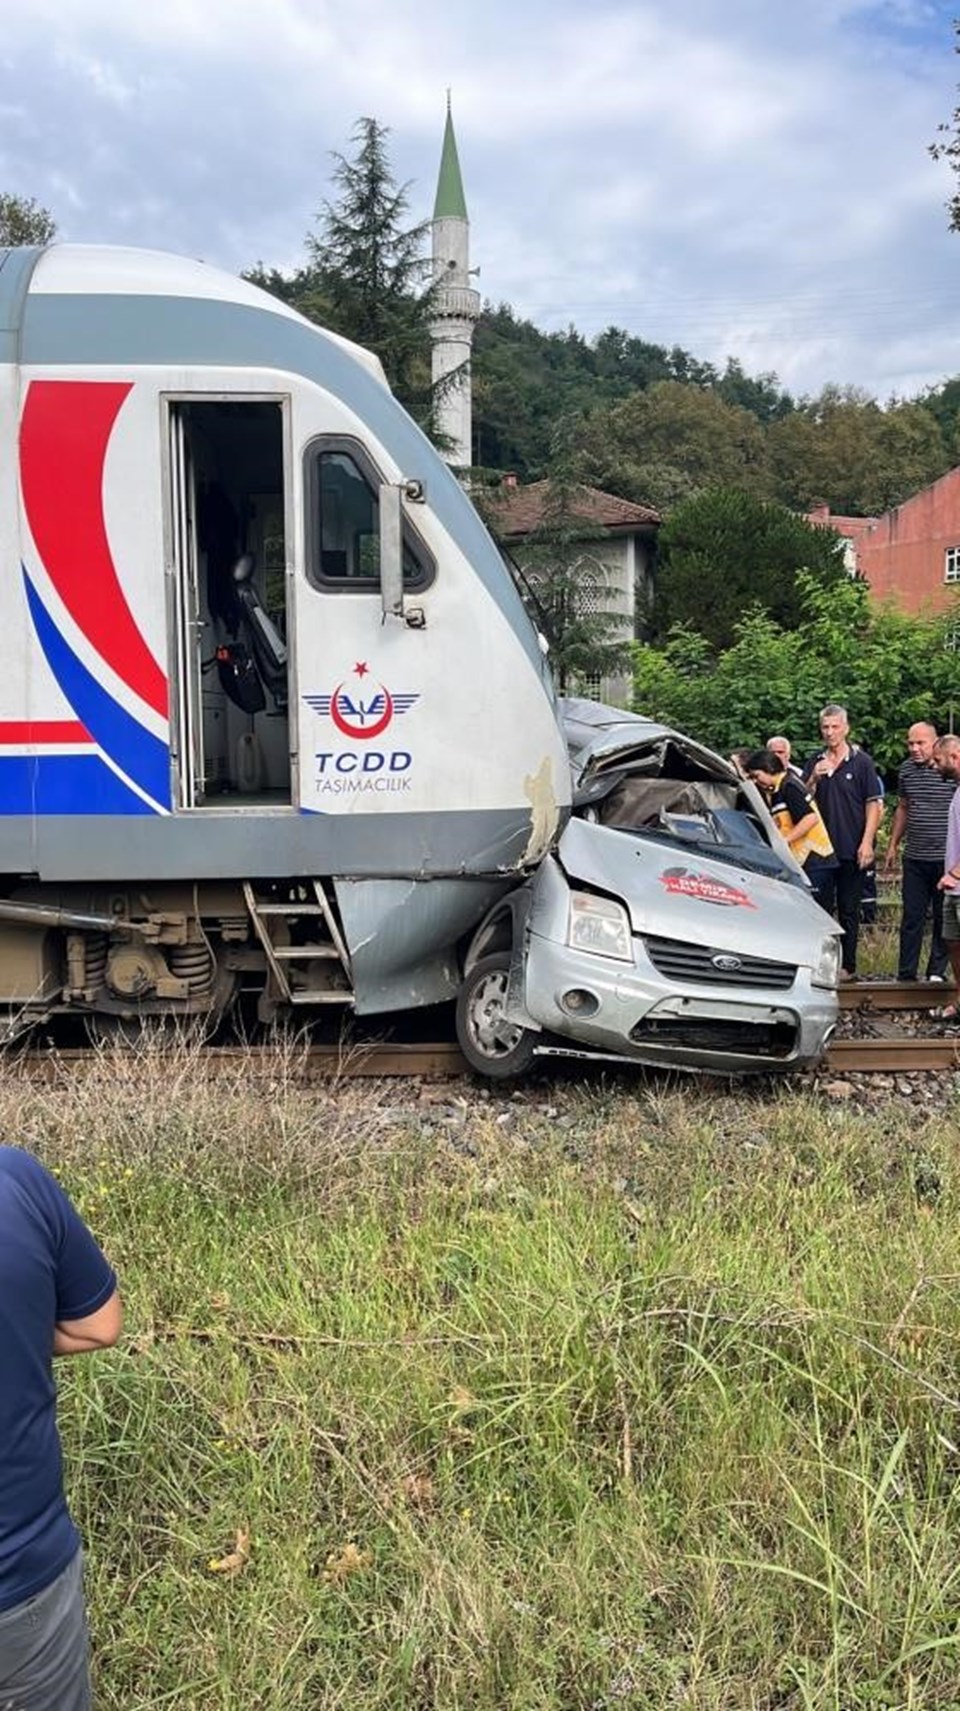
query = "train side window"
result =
(305, 439, 434, 592)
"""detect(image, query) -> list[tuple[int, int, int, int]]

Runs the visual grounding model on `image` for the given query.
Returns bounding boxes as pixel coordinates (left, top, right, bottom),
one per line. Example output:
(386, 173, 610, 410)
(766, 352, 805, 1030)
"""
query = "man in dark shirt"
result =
(0, 1148, 121, 1709)
(803, 703, 883, 980)
(884, 721, 957, 981)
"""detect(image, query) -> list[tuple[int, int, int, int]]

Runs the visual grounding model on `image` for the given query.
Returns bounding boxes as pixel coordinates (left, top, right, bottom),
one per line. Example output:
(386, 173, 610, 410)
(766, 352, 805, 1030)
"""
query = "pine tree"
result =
(306, 118, 439, 424)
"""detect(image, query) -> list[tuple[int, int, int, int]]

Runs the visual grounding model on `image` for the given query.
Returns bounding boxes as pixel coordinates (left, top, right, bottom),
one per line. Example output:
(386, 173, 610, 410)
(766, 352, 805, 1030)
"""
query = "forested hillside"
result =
(238, 116, 960, 522)
(471, 302, 959, 516)
(10, 119, 957, 526)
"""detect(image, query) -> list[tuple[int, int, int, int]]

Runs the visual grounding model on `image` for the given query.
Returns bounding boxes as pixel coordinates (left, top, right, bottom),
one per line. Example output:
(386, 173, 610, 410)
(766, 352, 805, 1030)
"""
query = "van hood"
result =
(561, 697, 739, 794)
(557, 817, 838, 966)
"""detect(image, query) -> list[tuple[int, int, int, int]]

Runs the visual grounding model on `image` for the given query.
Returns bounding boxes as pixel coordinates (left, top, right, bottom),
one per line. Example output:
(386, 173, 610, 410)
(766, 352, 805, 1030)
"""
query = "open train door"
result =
(165, 398, 294, 808)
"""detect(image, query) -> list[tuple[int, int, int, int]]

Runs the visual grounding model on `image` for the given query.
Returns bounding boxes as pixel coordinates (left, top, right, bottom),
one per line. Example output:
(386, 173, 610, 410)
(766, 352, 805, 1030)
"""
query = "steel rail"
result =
(824, 1036, 960, 1073)
(9, 1032, 959, 1080)
(9, 1040, 469, 1081)
(837, 980, 957, 1013)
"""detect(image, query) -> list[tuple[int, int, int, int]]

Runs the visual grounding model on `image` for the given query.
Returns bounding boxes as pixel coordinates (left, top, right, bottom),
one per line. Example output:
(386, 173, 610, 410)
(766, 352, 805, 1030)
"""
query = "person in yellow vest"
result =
(744, 748, 836, 891)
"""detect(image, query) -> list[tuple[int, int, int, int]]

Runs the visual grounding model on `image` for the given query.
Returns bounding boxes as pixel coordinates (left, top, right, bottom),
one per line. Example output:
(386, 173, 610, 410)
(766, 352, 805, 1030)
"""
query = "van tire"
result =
(456, 952, 536, 1080)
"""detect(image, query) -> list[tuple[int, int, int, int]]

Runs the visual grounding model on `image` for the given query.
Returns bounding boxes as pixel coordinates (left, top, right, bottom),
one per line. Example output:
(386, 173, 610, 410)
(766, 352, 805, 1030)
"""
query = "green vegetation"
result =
(16, 1042, 960, 1708)
(0, 192, 56, 247)
(930, 19, 960, 234)
(633, 573, 960, 774)
(577, 381, 772, 515)
(654, 490, 848, 650)
(767, 387, 951, 517)
(246, 118, 438, 427)
(241, 115, 959, 513)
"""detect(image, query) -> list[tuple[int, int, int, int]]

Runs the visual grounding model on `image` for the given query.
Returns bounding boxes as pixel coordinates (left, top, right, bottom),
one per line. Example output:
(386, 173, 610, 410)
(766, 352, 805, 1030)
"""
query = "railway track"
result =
(836, 978, 956, 1013)
(8, 979, 959, 1079)
(826, 1035, 960, 1072)
(828, 978, 960, 1072)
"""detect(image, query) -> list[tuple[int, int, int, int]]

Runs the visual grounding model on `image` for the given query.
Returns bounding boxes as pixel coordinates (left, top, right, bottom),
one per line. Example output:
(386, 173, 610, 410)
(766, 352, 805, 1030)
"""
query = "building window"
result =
(840, 537, 858, 576)
(575, 673, 603, 700)
(945, 546, 960, 584)
(305, 438, 434, 592)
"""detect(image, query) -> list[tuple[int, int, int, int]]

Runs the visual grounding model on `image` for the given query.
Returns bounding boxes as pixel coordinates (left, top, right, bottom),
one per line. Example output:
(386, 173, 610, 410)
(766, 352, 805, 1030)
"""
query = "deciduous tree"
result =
(576, 382, 771, 513)
(930, 20, 960, 231)
(768, 387, 951, 514)
(654, 487, 847, 650)
(0, 193, 56, 247)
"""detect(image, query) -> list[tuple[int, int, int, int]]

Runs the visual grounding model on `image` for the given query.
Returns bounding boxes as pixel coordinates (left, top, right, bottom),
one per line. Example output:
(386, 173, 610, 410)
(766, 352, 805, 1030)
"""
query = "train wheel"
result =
(83, 964, 238, 1049)
(455, 952, 536, 1080)
(83, 1010, 207, 1049)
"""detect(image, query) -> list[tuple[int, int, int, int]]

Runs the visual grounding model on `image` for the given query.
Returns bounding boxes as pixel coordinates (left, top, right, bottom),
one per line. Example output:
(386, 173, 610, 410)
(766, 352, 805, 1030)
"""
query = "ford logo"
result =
(712, 953, 743, 972)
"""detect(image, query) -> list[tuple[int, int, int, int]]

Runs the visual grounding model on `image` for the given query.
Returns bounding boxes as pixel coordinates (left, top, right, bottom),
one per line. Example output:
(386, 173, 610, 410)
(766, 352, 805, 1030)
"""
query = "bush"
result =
(633, 574, 960, 774)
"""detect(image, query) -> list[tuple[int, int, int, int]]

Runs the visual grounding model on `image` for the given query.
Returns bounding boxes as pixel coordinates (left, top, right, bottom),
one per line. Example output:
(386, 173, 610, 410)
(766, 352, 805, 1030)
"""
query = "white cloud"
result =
(0, 0, 954, 397)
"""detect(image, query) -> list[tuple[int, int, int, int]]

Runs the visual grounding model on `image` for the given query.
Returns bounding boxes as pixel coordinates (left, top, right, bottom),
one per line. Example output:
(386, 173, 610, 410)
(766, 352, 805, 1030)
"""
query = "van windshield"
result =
(586, 772, 805, 886)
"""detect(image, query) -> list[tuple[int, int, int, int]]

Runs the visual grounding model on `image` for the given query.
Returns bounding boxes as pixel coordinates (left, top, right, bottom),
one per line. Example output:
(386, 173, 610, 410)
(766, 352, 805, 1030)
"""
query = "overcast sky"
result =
(1, 0, 957, 401)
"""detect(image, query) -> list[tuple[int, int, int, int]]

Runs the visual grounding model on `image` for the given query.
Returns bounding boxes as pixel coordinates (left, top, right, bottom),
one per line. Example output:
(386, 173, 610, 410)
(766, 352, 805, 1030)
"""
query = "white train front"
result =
(0, 243, 570, 1034)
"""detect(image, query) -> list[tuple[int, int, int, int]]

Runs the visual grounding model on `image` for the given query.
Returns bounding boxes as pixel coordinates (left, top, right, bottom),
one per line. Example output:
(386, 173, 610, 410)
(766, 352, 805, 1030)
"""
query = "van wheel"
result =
(456, 952, 536, 1080)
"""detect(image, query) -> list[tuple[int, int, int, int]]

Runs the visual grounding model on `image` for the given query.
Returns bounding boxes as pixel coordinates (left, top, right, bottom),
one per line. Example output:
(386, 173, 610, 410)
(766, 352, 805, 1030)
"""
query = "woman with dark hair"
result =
(744, 747, 836, 893)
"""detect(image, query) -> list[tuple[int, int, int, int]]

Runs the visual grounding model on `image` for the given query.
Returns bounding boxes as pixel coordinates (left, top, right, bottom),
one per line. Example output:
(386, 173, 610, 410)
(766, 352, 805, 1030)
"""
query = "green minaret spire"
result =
(431, 94, 478, 469)
(433, 93, 468, 220)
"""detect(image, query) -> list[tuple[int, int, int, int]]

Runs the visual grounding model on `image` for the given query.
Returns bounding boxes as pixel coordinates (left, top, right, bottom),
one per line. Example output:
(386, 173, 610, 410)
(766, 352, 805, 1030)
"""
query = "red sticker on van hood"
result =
(659, 867, 757, 908)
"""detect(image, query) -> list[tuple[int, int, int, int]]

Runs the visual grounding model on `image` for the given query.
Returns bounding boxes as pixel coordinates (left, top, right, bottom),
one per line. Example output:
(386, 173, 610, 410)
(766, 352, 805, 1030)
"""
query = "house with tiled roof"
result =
(486, 476, 661, 706)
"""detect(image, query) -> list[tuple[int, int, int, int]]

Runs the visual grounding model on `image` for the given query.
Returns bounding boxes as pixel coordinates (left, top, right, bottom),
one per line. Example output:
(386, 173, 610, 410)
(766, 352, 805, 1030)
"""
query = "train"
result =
(0, 242, 570, 1041)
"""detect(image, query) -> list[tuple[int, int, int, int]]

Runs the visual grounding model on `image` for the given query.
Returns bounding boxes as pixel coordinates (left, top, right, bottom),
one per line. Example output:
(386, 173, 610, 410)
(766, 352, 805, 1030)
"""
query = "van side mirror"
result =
(379, 483, 404, 622)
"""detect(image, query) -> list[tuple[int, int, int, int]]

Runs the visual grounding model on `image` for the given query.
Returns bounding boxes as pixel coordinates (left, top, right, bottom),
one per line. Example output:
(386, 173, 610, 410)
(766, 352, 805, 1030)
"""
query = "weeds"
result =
(4, 1039, 960, 1707)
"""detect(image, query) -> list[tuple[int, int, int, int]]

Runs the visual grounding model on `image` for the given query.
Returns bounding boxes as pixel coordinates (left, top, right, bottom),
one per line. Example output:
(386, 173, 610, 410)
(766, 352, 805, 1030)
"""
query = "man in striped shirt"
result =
(884, 722, 957, 981)
(934, 735, 960, 1016)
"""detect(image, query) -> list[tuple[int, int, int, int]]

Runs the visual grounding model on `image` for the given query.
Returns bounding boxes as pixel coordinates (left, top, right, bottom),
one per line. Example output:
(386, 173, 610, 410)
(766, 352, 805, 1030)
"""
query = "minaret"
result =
(430, 96, 480, 470)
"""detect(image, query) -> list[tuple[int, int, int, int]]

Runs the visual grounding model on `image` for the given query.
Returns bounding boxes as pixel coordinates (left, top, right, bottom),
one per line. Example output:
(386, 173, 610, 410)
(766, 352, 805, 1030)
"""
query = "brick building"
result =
(808, 466, 960, 616)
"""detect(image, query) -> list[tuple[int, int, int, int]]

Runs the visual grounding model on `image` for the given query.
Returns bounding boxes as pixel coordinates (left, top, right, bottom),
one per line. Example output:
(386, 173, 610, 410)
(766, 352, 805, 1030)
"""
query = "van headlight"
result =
(567, 891, 633, 962)
(812, 936, 841, 989)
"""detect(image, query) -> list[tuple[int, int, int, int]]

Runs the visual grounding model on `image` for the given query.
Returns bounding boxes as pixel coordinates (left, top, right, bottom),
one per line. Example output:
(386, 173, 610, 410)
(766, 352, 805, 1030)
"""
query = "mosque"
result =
(429, 98, 479, 472)
(428, 102, 658, 706)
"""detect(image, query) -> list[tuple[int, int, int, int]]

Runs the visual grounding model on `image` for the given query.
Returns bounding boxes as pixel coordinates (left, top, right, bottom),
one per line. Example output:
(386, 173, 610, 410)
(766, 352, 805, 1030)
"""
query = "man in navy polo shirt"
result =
(0, 1148, 122, 1709)
(804, 703, 883, 980)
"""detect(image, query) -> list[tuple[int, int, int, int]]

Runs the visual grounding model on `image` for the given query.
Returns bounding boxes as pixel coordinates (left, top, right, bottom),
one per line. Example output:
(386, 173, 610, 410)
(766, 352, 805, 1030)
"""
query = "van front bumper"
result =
(516, 932, 836, 1074)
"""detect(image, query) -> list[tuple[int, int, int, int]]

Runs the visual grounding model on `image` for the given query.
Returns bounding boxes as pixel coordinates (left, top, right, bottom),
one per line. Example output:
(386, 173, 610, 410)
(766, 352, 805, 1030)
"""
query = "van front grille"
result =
(643, 935, 796, 990)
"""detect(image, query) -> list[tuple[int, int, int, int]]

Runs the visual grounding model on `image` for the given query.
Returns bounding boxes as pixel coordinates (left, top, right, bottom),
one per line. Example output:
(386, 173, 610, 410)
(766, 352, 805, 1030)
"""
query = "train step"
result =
(242, 880, 354, 1005)
(271, 944, 341, 960)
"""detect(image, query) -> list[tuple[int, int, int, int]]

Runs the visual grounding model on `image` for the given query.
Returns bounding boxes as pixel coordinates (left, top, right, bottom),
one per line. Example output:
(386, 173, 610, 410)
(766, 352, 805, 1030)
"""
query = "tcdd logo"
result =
(303, 662, 419, 741)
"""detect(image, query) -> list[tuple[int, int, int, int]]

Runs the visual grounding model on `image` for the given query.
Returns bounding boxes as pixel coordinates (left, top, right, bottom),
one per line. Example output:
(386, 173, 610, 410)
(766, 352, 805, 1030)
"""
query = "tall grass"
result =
(5, 1042, 960, 1708)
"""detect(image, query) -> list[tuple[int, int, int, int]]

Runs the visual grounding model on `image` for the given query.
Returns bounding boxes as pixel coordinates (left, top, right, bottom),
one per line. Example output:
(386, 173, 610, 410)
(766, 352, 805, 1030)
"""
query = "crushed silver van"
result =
(456, 700, 840, 1078)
